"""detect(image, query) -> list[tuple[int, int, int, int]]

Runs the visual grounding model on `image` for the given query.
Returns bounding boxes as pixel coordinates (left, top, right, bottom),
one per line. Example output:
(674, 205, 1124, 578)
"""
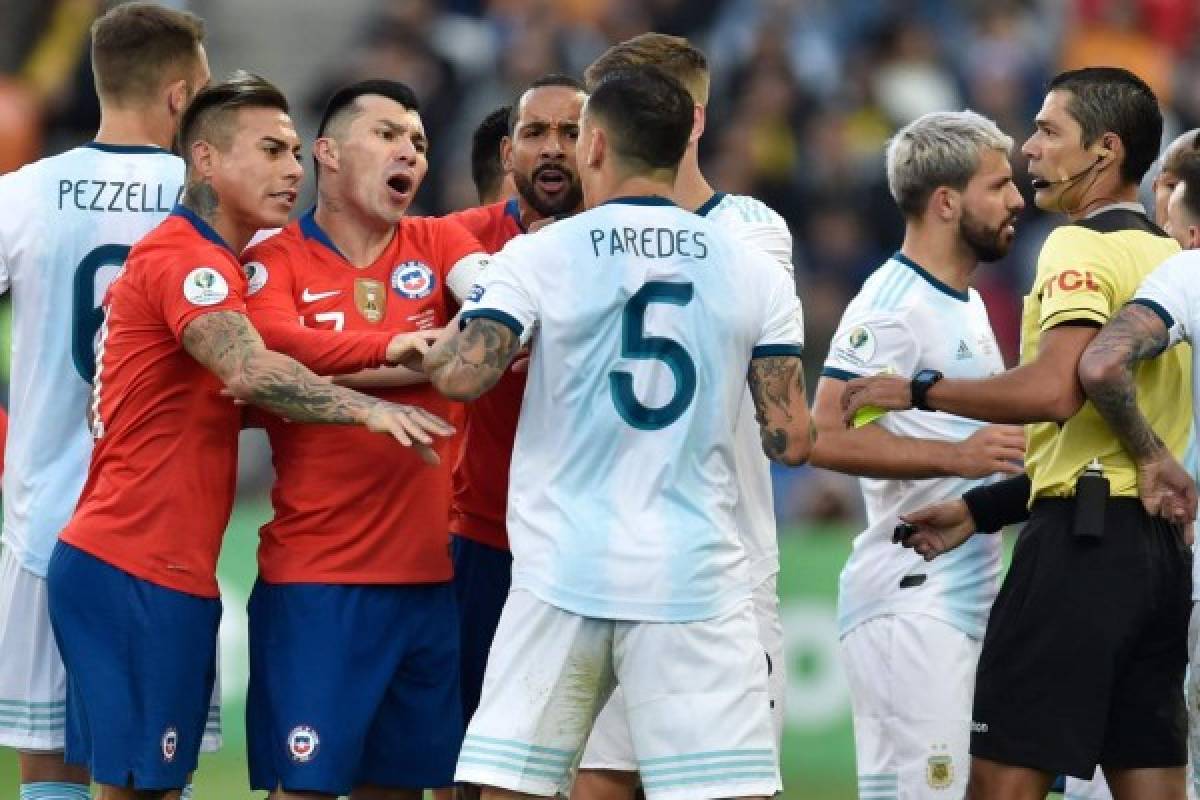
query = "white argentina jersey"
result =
(823, 253, 1006, 639)
(460, 196, 804, 622)
(0, 143, 183, 575)
(1131, 249, 1200, 603)
(698, 191, 798, 587)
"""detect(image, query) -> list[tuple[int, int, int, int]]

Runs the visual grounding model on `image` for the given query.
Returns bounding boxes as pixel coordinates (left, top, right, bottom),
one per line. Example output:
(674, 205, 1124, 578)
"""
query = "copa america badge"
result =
(391, 260, 436, 299)
(288, 725, 320, 763)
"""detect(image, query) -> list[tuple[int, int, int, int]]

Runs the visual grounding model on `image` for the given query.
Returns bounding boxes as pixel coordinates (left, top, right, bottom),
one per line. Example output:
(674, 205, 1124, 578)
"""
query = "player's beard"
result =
(514, 166, 583, 218)
(960, 209, 1014, 263)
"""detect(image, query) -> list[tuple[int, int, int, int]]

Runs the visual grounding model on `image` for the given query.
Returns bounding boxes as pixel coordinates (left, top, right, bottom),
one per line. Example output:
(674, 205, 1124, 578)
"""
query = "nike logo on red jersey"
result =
(301, 288, 341, 303)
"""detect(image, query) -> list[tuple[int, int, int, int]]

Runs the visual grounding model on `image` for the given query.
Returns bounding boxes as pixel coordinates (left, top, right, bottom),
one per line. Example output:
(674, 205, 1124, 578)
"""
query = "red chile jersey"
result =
(59, 207, 248, 598)
(242, 209, 484, 584)
(442, 198, 528, 550)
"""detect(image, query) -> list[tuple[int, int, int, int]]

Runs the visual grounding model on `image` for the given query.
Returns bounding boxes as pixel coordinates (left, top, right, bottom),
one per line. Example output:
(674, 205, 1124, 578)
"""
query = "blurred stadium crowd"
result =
(1, 0, 1198, 525)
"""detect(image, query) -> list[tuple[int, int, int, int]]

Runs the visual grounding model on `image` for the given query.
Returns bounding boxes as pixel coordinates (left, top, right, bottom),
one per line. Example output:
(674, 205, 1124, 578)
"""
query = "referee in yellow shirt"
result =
(842, 67, 1192, 800)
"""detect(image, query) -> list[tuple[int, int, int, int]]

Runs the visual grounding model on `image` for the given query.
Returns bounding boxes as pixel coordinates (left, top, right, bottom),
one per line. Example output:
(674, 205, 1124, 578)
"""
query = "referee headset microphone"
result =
(1028, 153, 1105, 189)
(1033, 141, 1116, 214)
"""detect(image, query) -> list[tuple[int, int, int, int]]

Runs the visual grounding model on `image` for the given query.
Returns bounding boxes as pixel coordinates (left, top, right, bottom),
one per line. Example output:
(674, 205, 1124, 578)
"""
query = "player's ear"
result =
(690, 104, 705, 145)
(930, 186, 958, 223)
(190, 139, 216, 179)
(587, 127, 605, 170)
(313, 136, 339, 175)
(166, 78, 190, 117)
(500, 135, 514, 172)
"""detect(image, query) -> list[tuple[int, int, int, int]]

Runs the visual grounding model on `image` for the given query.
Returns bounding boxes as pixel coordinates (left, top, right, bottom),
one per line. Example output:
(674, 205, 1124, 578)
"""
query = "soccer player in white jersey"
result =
(809, 111, 1025, 799)
(424, 67, 811, 800)
(0, 5, 211, 799)
(574, 34, 798, 800)
(1071, 153, 1200, 800)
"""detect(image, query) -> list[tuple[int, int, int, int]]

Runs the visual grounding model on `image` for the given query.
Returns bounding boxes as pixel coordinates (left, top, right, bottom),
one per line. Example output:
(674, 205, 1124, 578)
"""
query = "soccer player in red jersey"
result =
(239, 79, 489, 800)
(45, 73, 452, 800)
(440, 73, 586, 736)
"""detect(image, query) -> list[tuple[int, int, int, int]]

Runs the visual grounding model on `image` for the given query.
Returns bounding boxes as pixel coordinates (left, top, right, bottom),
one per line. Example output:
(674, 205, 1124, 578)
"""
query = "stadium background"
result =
(1, 0, 1198, 796)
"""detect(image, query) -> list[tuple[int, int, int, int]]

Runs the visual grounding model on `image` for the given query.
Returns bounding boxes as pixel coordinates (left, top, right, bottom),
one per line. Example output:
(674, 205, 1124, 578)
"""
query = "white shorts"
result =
(0, 547, 223, 752)
(840, 614, 979, 800)
(579, 575, 786, 772)
(455, 589, 779, 799)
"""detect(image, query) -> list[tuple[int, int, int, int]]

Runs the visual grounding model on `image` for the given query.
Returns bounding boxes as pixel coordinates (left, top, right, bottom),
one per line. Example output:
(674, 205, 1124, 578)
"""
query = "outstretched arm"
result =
(424, 317, 521, 401)
(810, 376, 1024, 479)
(746, 354, 814, 466)
(182, 310, 453, 462)
(841, 325, 1096, 426)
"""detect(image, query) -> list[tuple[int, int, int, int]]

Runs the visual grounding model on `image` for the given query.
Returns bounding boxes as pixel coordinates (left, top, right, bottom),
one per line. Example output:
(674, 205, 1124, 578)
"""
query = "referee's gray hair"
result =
(886, 110, 1013, 218)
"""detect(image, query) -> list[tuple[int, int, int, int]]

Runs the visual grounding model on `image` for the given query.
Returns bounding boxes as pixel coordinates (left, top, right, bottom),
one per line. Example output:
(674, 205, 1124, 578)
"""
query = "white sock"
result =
(19, 782, 91, 800)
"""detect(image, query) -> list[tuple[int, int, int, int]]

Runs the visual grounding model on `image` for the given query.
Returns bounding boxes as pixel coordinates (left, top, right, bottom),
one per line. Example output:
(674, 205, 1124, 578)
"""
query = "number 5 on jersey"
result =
(609, 281, 696, 431)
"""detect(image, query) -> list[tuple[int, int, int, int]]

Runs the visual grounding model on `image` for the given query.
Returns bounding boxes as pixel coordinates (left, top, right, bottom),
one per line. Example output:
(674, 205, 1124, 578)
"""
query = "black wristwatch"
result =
(911, 369, 944, 412)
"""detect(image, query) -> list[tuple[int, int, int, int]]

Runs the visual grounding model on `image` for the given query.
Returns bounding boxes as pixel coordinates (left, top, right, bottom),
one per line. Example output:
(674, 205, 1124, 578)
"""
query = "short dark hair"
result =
(585, 67, 692, 175)
(179, 71, 288, 158)
(1173, 153, 1200, 223)
(91, 2, 206, 104)
(471, 105, 511, 204)
(317, 79, 420, 139)
(1048, 67, 1162, 185)
(508, 73, 586, 134)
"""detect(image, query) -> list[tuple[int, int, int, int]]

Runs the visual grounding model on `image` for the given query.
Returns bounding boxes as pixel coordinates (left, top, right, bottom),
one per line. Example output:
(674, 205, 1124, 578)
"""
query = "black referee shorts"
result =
(970, 497, 1191, 779)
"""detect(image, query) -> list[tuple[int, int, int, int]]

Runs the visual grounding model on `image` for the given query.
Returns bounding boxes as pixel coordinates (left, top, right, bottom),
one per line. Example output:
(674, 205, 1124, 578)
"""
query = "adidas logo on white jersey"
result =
(956, 339, 973, 360)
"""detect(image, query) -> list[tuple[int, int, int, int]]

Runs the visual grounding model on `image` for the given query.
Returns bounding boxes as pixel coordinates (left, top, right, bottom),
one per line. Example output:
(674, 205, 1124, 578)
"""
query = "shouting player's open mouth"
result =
(387, 171, 416, 203)
(533, 165, 569, 197)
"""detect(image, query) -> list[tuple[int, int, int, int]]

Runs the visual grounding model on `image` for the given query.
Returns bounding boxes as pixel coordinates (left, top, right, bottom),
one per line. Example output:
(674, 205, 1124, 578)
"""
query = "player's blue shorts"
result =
(451, 534, 512, 723)
(246, 579, 462, 794)
(45, 541, 220, 790)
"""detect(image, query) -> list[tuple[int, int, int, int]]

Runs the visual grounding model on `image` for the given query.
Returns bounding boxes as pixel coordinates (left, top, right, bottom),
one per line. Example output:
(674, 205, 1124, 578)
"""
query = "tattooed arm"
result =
(1077, 303, 1171, 461)
(1078, 303, 1196, 521)
(746, 355, 814, 466)
(182, 310, 454, 463)
(424, 317, 520, 401)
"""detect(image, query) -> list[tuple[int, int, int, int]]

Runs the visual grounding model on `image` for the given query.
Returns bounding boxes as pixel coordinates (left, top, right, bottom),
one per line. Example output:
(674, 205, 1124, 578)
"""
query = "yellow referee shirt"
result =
(1021, 205, 1191, 500)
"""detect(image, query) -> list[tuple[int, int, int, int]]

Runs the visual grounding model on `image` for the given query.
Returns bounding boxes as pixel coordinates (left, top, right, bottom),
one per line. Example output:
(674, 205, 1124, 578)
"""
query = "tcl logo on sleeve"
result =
(1041, 270, 1098, 299)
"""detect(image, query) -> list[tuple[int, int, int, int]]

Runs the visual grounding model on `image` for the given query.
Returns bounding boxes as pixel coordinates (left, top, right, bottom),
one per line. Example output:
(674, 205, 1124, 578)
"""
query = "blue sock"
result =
(19, 782, 91, 799)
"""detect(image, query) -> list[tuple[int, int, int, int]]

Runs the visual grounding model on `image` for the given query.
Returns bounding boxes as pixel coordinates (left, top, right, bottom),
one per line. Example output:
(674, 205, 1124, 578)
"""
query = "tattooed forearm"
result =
(1078, 303, 1172, 462)
(182, 180, 219, 224)
(748, 355, 806, 462)
(239, 357, 380, 424)
(425, 318, 520, 400)
(182, 311, 380, 425)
